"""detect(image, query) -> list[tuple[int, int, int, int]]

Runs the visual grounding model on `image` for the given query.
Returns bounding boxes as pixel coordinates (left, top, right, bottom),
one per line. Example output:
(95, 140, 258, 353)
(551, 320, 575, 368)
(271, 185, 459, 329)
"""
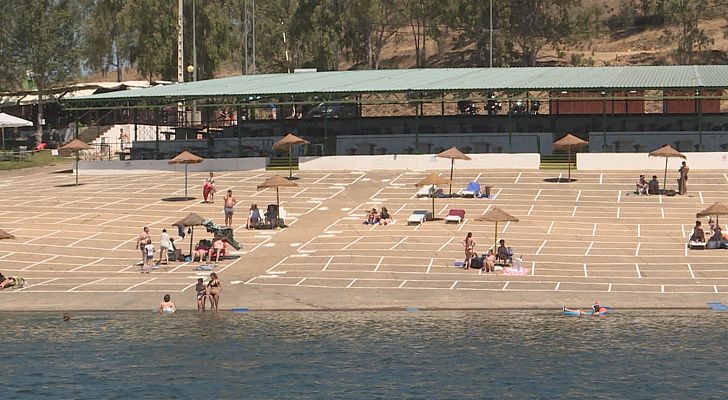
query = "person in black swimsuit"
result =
(207, 272, 222, 311)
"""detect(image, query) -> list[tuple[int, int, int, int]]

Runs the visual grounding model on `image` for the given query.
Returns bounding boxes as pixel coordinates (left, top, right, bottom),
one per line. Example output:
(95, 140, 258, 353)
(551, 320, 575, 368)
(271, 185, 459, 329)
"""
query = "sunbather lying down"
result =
(0, 272, 23, 289)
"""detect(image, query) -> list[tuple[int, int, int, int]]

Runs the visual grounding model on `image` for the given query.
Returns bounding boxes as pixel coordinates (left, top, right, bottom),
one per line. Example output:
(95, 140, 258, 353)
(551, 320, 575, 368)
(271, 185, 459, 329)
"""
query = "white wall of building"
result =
(577, 152, 728, 170)
(299, 153, 541, 171)
(78, 157, 267, 174)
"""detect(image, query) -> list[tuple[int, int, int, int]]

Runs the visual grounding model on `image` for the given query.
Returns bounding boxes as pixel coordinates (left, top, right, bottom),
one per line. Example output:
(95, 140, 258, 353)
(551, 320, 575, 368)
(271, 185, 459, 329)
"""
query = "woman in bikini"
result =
(461, 232, 475, 270)
(207, 272, 222, 311)
(195, 278, 207, 311)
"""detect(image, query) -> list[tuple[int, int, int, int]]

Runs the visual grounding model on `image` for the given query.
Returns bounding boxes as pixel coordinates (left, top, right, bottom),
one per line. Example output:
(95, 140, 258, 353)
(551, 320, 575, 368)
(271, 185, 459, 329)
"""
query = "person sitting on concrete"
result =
(363, 208, 380, 225)
(648, 175, 660, 195)
(690, 221, 706, 243)
(0, 272, 16, 289)
(707, 226, 726, 249)
(635, 174, 648, 195)
(379, 207, 392, 225)
(496, 239, 513, 265)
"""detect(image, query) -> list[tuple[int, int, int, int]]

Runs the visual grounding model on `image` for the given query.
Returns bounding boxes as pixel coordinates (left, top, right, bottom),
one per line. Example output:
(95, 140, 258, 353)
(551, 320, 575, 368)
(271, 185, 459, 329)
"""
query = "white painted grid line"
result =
(533, 189, 542, 201)
(661, 207, 665, 219)
(527, 205, 534, 216)
(70, 258, 104, 272)
(635, 263, 642, 279)
(547, 222, 554, 235)
(373, 256, 384, 272)
(437, 237, 454, 252)
(346, 279, 357, 288)
(599, 173, 603, 185)
(501, 282, 509, 290)
(699, 191, 704, 204)
(617, 190, 622, 203)
(585, 242, 594, 256)
(426, 258, 434, 274)
(554, 282, 561, 291)
(635, 242, 641, 256)
(321, 256, 335, 271)
(592, 223, 597, 236)
(571, 206, 578, 218)
(608, 283, 613, 292)
(575, 190, 582, 203)
(714, 285, 719, 293)
(67, 277, 107, 292)
(514, 172, 522, 184)
(266, 257, 289, 274)
(21, 255, 59, 271)
(449, 281, 458, 290)
(687, 263, 695, 279)
(398, 280, 407, 288)
(388, 236, 408, 251)
(531, 261, 535, 276)
(294, 278, 307, 286)
(583, 263, 588, 277)
(123, 278, 157, 292)
(536, 240, 547, 255)
(342, 236, 363, 250)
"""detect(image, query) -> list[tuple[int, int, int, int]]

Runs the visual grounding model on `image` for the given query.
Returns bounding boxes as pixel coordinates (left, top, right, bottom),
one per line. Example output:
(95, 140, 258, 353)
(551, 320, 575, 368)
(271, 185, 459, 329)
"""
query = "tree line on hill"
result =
(0, 0, 725, 94)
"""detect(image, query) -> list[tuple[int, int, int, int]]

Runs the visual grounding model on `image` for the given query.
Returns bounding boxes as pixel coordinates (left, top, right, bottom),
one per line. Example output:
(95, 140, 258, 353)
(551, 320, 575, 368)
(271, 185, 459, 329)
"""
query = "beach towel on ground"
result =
(194, 264, 215, 271)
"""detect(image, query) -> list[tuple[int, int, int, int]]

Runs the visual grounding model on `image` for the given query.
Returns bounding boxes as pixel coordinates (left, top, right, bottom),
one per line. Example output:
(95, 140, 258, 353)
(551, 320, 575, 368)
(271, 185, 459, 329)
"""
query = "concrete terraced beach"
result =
(1, 164, 727, 310)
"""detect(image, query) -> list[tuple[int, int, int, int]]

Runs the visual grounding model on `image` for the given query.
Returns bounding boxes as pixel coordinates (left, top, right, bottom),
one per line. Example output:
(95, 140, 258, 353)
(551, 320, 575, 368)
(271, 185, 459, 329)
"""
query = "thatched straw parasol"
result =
(0, 229, 15, 240)
(648, 144, 685, 193)
(415, 173, 450, 216)
(168, 150, 205, 200)
(60, 138, 92, 186)
(553, 133, 588, 182)
(272, 133, 310, 179)
(697, 202, 728, 225)
(257, 175, 299, 209)
(437, 146, 472, 195)
(475, 207, 519, 251)
(172, 212, 206, 255)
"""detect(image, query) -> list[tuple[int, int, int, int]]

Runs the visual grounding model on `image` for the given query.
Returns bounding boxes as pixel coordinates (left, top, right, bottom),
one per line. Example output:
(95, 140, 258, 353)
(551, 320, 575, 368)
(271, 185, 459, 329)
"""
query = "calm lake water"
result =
(0, 310, 725, 399)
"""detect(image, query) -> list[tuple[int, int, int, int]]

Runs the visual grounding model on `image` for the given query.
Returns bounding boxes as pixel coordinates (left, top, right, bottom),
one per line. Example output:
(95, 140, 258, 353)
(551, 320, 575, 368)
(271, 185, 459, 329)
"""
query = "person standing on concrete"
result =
(135, 226, 150, 266)
(678, 161, 689, 195)
(223, 190, 237, 227)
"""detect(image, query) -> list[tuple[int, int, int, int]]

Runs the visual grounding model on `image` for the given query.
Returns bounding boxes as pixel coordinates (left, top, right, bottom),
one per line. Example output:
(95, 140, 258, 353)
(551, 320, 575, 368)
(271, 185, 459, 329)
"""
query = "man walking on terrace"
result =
(224, 190, 237, 227)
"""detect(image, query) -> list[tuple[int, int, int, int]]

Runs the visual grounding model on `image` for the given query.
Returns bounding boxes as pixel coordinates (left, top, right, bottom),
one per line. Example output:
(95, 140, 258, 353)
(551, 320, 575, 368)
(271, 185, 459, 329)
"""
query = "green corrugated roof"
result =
(71, 66, 728, 103)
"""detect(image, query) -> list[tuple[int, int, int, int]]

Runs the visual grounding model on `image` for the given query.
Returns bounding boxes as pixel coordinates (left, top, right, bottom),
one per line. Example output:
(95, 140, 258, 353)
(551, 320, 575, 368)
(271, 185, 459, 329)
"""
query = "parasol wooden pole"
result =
(276, 187, 280, 209)
(567, 145, 572, 181)
(431, 186, 436, 216)
(663, 157, 668, 194)
(288, 144, 293, 179)
(189, 226, 194, 256)
(184, 163, 189, 200)
(449, 159, 454, 195)
(75, 151, 80, 185)
(494, 221, 498, 252)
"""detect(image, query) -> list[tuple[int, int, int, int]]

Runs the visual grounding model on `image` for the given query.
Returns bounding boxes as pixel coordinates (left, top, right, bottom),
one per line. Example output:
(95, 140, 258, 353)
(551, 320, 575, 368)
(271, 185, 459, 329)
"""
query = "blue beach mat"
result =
(707, 302, 728, 311)
(231, 308, 250, 313)
(194, 264, 215, 271)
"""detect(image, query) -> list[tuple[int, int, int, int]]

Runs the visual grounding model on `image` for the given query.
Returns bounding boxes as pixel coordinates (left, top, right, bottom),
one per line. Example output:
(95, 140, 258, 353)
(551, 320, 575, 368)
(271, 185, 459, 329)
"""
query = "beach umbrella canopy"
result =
(257, 175, 299, 208)
(0, 112, 32, 150)
(648, 144, 686, 193)
(172, 212, 206, 255)
(60, 138, 92, 186)
(415, 173, 450, 216)
(475, 207, 519, 251)
(697, 202, 728, 225)
(168, 150, 205, 200)
(0, 229, 15, 240)
(437, 146, 472, 194)
(553, 133, 588, 182)
(272, 133, 310, 179)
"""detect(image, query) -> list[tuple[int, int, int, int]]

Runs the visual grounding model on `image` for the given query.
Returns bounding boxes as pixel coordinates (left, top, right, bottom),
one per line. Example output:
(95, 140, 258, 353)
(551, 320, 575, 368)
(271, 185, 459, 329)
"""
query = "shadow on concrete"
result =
(543, 178, 577, 183)
(161, 196, 197, 202)
(54, 183, 87, 188)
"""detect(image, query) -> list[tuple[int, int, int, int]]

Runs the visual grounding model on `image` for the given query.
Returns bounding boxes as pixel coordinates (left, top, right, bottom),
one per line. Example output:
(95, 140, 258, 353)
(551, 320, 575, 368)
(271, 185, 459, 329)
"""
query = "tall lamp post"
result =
(187, 65, 196, 127)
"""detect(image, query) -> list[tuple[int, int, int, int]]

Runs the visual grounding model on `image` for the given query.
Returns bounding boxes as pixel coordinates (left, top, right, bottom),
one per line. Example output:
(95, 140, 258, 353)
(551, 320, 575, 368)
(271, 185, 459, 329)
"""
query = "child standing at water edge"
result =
(196, 278, 207, 311)
(143, 239, 155, 273)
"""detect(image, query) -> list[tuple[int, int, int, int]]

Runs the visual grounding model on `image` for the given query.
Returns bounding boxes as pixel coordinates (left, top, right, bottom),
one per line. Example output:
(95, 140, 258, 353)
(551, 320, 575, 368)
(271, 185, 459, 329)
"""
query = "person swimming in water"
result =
(159, 294, 176, 313)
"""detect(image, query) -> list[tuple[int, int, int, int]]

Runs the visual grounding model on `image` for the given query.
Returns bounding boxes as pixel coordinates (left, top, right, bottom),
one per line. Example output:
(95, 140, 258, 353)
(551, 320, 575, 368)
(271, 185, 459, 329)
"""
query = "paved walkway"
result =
(1, 166, 727, 310)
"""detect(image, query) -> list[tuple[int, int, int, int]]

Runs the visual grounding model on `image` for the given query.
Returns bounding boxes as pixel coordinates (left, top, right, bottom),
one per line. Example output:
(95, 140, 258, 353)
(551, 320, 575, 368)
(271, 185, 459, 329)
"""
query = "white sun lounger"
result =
(415, 184, 434, 198)
(407, 210, 429, 225)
